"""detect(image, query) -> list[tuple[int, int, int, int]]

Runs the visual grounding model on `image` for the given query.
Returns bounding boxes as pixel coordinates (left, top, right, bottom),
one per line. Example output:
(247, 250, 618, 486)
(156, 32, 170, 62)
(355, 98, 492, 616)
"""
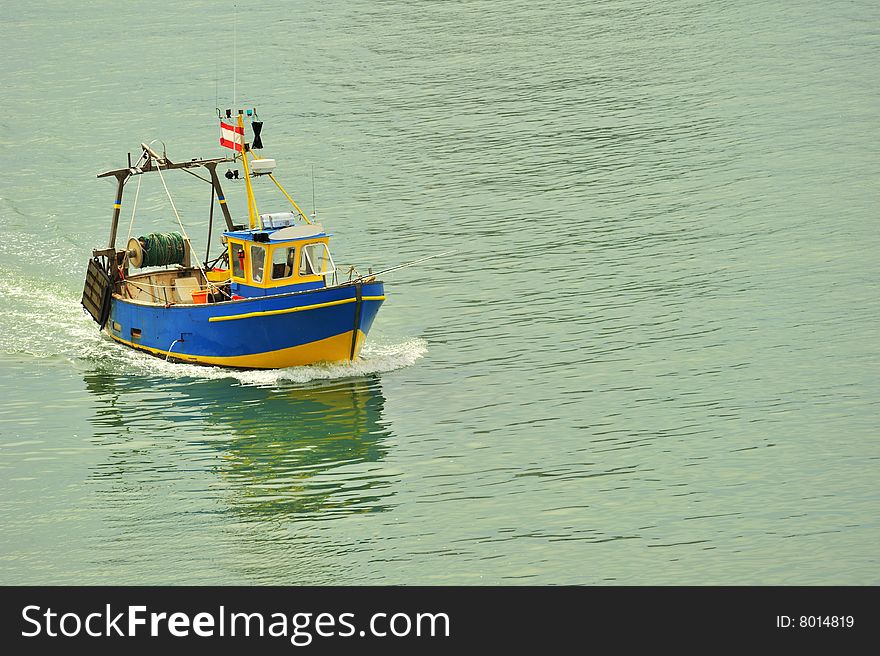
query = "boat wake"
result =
(118, 337, 428, 385)
(0, 278, 426, 385)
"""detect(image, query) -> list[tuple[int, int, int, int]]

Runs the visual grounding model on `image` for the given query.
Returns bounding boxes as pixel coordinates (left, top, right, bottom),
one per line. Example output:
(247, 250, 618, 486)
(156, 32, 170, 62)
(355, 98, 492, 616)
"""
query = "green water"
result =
(1, 0, 877, 584)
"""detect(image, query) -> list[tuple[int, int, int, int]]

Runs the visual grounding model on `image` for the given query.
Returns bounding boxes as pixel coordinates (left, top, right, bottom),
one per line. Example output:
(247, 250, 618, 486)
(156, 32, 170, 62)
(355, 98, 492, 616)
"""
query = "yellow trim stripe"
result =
(208, 295, 385, 323)
(107, 329, 367, 368)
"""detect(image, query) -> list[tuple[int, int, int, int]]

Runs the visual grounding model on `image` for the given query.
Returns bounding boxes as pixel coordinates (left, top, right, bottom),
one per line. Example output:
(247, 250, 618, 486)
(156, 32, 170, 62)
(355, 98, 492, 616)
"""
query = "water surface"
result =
(0, 0, 877, 584)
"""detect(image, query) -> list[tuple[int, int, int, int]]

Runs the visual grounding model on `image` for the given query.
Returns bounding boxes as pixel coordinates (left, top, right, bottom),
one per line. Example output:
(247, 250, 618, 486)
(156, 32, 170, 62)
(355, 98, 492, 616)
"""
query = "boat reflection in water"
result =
(83, 369, 396, 521)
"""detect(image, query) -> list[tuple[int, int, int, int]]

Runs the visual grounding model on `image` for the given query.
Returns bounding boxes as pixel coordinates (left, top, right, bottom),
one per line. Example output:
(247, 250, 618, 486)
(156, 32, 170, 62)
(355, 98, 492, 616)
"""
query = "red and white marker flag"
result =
(220, 121, 244, 152)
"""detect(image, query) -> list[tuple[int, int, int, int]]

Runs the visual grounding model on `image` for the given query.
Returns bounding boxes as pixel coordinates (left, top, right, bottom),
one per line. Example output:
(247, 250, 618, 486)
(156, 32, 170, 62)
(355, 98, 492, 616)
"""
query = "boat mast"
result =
(103, 147, 152, 251)
(205, 163, 236, 231)
(238, 112, 261, 229)
(107, 175, 127, 250)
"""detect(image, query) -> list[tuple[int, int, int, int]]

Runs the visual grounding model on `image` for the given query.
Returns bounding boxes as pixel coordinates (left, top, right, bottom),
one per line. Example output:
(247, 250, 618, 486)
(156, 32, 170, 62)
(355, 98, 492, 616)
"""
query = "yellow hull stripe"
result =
(208, 295, 385, 323)
(107, 330, 367, 369)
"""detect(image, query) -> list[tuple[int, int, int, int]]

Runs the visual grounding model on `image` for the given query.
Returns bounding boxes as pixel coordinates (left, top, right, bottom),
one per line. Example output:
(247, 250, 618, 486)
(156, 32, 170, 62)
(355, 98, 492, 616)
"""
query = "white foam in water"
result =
(0, 278, 426, 385)
(130, 337, 428, 385)
(0, 282, 106, 358)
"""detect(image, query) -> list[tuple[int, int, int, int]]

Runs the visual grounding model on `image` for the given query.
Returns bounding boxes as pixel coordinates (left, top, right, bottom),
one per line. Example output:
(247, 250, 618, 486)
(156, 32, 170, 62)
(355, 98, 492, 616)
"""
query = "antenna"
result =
(232, 4, 237, 109)
(311, 164, 317, 220)
(214, 54, 218, 113)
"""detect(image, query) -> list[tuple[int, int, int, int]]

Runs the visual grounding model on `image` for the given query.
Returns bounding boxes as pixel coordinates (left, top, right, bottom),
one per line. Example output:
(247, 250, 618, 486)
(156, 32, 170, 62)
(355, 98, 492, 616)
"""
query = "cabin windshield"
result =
(231, 242, 245, 278)
(300, 242, 332, 276)
(250, 244, 266, 283)
(271, 246, 296, 280)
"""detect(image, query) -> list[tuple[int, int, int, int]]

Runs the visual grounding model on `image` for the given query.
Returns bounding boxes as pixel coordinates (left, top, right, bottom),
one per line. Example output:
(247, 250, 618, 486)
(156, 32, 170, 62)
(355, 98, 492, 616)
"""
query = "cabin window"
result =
(300, 242, 332, 277)
(250, 245, 266, 283)
(230, 242, 246, 279)
(271, 246, 296, 280)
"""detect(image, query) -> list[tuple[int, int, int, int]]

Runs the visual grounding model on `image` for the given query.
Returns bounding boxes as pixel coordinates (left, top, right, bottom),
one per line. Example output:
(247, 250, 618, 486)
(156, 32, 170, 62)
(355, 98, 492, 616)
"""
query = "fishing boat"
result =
(81, 108, 385, 368)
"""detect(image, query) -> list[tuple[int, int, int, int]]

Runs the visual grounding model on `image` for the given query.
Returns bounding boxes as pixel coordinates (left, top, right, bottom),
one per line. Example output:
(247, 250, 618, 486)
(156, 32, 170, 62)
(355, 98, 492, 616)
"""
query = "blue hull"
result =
(105, 281, 385, 368)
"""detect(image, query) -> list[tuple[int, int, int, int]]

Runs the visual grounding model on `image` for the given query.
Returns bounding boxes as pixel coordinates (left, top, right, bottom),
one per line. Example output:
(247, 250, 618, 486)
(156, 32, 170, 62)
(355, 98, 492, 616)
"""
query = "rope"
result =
(125, 277, 231, 291)
(126, 280, 178, 290)
(154, 153, 190, 243)
(125, 278, 234, 302)
(123, 281, 163, 303)
(118, 175, 143, 271)
(125, 175, 142, 244)
(153, 150, 211, 287)
(166, 339, 182, 361)
(181, 168, 211, 184)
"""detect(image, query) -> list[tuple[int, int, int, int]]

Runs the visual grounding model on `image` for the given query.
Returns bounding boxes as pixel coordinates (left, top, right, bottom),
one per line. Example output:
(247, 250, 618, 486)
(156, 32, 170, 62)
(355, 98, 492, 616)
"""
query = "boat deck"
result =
(120, 268, 217, 305)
